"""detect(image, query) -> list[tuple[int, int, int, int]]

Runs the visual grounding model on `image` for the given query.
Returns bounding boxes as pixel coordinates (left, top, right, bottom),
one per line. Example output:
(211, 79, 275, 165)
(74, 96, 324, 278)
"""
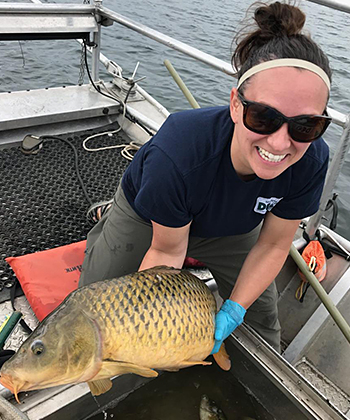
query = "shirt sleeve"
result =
(133, 145, 192, 227)
(272, 150, 329, 220)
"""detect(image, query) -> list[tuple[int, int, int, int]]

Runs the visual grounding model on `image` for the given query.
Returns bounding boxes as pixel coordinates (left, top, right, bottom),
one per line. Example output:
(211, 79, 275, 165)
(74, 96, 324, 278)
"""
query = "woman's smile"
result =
(229, 66, 329, 180)
(256, 146, 288, 163)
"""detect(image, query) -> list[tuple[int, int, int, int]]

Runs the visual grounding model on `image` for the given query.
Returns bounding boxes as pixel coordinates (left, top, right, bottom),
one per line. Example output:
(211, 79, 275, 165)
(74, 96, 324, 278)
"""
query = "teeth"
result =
(257, 147, 286, 163)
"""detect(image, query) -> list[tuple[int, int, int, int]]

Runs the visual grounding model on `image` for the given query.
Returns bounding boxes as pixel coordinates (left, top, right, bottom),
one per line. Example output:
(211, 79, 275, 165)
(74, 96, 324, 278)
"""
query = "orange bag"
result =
(6, 241, 86, 321)
(6, 241, 205, 321)
(296, 240, 327, 301)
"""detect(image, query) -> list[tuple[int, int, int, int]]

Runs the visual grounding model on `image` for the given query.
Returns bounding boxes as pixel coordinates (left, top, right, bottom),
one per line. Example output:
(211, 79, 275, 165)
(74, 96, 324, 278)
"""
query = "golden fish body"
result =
(0, 267, 228, 401)
(88, 266, 216, 369)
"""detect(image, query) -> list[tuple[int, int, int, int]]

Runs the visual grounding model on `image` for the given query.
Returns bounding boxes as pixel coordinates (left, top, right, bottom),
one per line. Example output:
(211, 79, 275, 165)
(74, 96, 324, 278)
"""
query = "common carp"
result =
(0, 266, 230, 403)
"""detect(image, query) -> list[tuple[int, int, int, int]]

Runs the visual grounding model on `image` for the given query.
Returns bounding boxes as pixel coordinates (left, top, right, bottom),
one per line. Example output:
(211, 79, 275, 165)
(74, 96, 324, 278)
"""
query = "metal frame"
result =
(91, 20, 101, 82)
(0, 4, 95, 13)
(231, 324, 348, 420)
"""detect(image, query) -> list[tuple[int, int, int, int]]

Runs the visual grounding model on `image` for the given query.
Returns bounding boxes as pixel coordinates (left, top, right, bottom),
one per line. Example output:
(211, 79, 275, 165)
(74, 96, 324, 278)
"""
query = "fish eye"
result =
(31, 340, 45, 356)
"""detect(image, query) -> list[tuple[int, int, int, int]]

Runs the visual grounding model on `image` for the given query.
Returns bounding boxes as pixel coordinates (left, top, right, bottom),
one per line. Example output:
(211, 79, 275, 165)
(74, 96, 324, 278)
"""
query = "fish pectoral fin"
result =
(165, 360, 212, 371)
(100, 360, 159, 378)
(183, 360, 212, 367)
(213, 342, 231, 371)
(88, 379, 113, 396)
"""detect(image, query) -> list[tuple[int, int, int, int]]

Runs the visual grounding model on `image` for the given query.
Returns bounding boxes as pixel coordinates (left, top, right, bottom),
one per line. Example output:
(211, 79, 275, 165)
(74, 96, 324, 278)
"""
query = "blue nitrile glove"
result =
(211, 300, 246, 354)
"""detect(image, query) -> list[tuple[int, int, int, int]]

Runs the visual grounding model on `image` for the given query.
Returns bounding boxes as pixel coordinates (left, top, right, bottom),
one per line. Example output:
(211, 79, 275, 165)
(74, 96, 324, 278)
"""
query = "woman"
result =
(79, 1, 332, 354)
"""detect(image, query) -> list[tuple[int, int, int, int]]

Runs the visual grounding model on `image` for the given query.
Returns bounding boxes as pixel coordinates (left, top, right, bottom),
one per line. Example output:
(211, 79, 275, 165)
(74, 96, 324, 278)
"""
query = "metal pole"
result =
(98, 6, 236, 77)
(289, 244, 350, 345)
(91, 0, 102, 82)
(305, 0, 350, 13)
(306, 115, 350, 238)
(164, 59, 200, 109)
(0, 4, 95, 13)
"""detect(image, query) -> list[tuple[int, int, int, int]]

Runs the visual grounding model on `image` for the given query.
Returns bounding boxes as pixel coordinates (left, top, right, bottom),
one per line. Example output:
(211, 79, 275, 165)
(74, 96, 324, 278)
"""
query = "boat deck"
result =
(0, 124, 130, 302)
(0, 123, 349, 419)
(277, 251, 350, 414)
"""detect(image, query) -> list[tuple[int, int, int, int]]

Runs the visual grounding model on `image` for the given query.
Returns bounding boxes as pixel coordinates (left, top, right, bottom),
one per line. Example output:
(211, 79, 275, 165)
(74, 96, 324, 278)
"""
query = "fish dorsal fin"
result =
(97, 360, 159, 379)
(213, 343, 231, 371)
(88, 379, 113, 396)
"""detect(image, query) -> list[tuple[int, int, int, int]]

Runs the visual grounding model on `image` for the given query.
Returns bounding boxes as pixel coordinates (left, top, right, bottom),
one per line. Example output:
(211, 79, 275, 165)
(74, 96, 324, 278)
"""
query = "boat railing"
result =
(305, 0, 350, 14)
(0, 0, 349, 239)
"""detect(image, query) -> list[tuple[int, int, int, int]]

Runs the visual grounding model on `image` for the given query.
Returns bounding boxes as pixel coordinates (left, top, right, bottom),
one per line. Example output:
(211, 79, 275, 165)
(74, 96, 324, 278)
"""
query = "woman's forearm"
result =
(139, 220, 191, 271)
(229, 242, 290, 309)
(138, 246, 186, 271)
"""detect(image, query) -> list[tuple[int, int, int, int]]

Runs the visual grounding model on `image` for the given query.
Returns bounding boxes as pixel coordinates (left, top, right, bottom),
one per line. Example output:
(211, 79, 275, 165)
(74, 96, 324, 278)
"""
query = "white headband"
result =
(237, 58, 331, 91)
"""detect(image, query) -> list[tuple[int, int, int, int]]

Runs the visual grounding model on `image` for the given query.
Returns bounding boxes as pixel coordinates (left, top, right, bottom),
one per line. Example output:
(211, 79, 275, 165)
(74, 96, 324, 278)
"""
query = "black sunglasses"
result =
(238, 93, 332, 143)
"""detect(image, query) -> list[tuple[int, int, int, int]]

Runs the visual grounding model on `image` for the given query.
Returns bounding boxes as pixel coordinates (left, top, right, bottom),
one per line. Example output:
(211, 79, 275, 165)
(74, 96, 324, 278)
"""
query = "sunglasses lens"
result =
(244, 103, 283, 134)
(240, 94, 331, 142)
(289, 116, 330, 142)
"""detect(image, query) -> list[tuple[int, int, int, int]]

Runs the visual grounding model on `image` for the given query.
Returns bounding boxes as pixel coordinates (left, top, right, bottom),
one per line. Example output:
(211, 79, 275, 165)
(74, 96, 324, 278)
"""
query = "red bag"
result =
(6, 241, 86, 321)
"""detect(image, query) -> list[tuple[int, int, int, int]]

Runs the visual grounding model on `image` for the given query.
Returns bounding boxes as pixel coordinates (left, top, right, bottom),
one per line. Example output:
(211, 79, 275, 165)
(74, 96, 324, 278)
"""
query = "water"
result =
(88, 363, 272, 420)
(0, 0, 349, 240)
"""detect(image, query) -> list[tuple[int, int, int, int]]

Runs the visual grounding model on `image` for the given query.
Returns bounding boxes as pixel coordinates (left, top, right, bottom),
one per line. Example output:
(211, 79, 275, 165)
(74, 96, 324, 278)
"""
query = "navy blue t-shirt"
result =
(122, 106, 329, 238)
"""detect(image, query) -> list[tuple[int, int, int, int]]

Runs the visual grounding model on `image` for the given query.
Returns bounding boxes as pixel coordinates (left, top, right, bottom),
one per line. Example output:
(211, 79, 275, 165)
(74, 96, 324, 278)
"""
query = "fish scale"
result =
(72, 268, 216, 364)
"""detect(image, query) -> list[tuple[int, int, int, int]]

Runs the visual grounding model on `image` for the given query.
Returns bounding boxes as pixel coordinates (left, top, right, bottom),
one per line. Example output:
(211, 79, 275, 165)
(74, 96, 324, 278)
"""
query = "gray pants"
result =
(80, 184, 281, 352)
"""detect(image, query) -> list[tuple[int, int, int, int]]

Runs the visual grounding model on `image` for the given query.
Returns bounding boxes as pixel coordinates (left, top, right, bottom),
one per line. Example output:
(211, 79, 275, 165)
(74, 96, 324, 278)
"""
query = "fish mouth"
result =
(0, 374, 27, 403)
(0, 373, 45, 404)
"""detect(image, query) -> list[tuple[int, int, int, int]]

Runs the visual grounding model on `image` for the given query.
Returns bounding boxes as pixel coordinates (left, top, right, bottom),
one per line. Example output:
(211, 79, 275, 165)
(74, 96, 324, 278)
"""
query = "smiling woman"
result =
(229, 65, 330, 180)
(79, 1, 332, 356)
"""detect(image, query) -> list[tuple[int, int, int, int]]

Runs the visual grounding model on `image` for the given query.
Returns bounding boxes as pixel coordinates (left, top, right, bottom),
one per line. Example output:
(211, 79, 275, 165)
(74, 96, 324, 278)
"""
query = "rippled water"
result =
(0, 0, 349, 239)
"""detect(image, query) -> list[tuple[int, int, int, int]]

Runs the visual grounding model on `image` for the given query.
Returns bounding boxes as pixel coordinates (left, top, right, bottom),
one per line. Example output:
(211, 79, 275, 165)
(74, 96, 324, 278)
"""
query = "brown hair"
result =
(232, 1, 332, 90)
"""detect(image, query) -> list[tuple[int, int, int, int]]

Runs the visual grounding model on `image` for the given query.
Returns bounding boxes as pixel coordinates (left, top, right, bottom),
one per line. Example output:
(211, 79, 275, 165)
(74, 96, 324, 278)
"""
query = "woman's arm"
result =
(138, 220, 191, 271)
(212, 212, 300, 354)
(229, 212, 301, 308)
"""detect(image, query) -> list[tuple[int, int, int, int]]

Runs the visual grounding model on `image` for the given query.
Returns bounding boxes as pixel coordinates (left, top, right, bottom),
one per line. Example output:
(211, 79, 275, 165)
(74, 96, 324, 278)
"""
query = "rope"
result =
(295, 256, 317, 302)
(81, 79, 146, 159)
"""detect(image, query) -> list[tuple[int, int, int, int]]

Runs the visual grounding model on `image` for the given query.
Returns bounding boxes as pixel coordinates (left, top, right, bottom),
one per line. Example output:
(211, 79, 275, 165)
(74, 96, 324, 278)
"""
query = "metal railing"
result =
(97, 6, 235, 77)
(305, 0, 350, 14)
(1, 0, 350, 239)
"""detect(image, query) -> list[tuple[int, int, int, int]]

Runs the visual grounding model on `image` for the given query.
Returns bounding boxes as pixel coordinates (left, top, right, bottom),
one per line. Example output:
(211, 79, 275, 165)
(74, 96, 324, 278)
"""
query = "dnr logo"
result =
(254, 197, 283, 214)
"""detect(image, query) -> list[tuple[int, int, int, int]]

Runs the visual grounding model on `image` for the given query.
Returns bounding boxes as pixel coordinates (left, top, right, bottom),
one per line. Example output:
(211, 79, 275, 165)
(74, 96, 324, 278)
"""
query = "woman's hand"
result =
(211, 300, 246, 354)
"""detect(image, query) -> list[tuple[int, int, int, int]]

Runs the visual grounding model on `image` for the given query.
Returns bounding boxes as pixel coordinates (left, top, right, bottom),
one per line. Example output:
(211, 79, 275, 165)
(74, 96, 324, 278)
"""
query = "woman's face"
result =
(229, 67, 329, 180)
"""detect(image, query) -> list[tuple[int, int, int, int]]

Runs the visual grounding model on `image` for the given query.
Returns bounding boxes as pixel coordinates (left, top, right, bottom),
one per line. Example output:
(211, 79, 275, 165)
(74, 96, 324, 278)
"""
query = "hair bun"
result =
(254, 2, 305, 37)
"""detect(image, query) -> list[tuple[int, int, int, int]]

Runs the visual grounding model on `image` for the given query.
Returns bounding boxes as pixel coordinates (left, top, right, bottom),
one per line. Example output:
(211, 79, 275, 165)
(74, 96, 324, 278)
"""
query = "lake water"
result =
(0, 0, 349, 240)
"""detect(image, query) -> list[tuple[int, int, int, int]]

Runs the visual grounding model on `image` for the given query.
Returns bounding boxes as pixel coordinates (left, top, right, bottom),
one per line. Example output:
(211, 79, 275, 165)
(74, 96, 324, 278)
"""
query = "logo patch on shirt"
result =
(254, 197, 283, 214)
